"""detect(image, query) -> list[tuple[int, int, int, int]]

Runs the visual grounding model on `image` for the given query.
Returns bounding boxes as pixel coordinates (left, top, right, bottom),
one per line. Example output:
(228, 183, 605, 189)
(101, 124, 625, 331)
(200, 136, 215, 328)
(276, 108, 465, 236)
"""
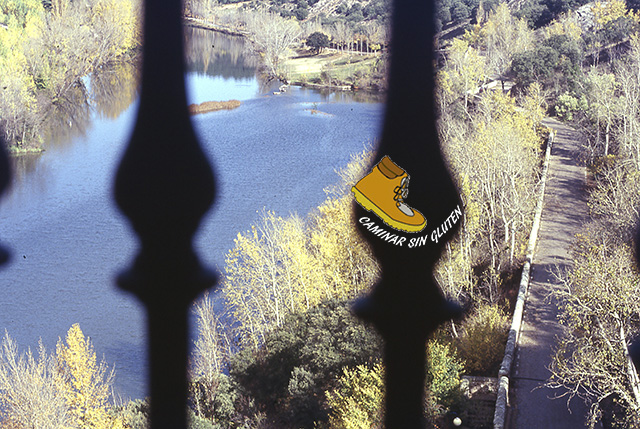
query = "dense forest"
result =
(2, 0, 640, 426)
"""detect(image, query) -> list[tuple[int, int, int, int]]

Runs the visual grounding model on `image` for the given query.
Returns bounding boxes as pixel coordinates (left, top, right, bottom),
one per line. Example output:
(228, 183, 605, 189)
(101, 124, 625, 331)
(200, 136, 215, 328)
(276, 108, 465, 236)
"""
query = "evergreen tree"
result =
(306, 31, 330, 54)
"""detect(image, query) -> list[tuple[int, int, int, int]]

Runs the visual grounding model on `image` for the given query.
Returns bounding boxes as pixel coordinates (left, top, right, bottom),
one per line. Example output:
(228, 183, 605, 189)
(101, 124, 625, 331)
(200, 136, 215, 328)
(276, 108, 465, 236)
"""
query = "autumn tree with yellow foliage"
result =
(56, 324, 125, 429)
(0, 325, 124, 428)
(444, 38, 486, 113)
(477, 3, 534, 85)
(585, 0, 640, 63)
(437, 87, 544, 304)
(221, 150, 379, 351)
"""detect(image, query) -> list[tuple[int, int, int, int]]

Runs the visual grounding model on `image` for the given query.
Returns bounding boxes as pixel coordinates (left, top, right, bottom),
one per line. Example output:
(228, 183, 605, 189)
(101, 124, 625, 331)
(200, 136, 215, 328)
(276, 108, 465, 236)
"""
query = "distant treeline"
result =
(186, 0, 389, 24)
(193, 0, 603, 31)
(437, 0, 593, 31)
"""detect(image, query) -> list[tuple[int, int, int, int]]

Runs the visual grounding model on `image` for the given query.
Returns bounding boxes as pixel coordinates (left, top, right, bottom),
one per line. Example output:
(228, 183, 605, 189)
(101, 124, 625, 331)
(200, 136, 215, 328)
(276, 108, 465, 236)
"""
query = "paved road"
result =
(508, 119, 597, 428)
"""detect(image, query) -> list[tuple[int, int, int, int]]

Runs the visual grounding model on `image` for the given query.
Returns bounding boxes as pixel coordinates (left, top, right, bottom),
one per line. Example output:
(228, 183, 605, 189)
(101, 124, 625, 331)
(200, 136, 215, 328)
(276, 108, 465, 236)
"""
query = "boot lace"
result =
(394, 177, 414, 216)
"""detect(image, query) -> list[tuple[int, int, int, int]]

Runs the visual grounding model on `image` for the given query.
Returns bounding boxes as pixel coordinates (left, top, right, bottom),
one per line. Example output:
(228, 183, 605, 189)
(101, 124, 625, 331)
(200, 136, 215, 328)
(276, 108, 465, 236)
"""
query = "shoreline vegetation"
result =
(188, 99, 242, 115)
(184, 17, 384, 90)
(1, 0, 389, 152)
(183, 10, 388, 91)
(7, 146, 45, 155)
(0, 0, 141, 153)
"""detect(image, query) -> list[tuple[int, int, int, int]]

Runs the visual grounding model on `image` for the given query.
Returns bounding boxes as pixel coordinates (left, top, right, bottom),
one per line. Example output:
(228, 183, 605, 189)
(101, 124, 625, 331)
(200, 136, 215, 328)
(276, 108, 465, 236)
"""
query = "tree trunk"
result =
(596, 116, 601, 154)
(620, 323, 640, 409)
(510, 225, 515, 265)
(605, 120, 610, 156)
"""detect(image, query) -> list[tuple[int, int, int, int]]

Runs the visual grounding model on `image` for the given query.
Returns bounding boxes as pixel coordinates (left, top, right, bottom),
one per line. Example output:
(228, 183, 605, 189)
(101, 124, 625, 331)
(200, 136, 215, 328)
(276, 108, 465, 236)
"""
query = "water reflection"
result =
(36, 59, 139, 154)
(41, 84, 93, 150)
(91, 61, 141, 120)
(34, 24, 378, 157)
(10, 27, 261, 192)
(312, 87, 385, 103)
(184, 26, 258, 80)
(8, 154, 45, 192)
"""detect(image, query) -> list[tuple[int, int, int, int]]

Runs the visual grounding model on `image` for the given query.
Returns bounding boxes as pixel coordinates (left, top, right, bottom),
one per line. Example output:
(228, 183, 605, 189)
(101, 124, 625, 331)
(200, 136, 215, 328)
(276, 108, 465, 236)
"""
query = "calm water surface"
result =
(0, 28, 383, 400)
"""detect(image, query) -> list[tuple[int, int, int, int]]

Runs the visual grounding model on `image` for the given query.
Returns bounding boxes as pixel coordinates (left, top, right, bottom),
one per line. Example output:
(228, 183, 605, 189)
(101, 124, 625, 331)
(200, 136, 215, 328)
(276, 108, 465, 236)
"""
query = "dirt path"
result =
(508, 119, 598, 427)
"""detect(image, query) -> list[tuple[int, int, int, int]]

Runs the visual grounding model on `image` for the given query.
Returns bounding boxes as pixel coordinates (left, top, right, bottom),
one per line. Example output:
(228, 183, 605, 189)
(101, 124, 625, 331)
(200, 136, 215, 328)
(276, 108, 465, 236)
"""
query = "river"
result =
(0, 27, 383, 400)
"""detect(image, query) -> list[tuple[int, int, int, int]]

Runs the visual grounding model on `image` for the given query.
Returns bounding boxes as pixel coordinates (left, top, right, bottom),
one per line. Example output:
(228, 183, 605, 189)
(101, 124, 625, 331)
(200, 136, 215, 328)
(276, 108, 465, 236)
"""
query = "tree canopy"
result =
(306, 31, 329, 54)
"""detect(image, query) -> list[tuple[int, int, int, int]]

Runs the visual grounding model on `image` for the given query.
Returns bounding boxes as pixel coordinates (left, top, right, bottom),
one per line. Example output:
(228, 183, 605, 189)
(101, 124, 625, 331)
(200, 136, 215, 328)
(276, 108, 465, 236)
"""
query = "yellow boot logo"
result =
(352, 155, 427, 233)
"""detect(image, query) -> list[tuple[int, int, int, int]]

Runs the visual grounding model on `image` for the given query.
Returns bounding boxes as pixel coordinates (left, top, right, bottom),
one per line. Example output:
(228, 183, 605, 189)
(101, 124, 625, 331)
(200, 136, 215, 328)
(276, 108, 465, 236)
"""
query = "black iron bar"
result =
(353, 0, 463, 427)
(113, 0, 217, 427)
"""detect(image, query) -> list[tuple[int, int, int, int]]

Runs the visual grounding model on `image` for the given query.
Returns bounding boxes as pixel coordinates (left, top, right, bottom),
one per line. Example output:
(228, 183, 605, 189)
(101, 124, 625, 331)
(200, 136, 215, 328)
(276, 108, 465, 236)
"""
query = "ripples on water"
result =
(0, 27, 383, 400)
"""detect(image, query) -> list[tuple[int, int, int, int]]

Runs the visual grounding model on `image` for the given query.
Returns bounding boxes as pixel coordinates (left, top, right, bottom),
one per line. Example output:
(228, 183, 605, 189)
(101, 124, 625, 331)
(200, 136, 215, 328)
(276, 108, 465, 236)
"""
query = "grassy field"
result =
(282, 48, 383, 88)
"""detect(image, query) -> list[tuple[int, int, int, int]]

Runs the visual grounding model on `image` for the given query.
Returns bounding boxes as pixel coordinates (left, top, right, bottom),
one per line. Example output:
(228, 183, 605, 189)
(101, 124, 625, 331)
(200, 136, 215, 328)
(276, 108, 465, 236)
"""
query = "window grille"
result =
(0, 0, 465, 427)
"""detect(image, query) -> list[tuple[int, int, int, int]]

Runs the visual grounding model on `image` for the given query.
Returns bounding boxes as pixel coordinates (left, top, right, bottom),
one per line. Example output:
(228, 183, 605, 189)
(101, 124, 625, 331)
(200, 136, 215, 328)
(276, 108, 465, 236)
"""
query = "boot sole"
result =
(351, 186, 426, 233)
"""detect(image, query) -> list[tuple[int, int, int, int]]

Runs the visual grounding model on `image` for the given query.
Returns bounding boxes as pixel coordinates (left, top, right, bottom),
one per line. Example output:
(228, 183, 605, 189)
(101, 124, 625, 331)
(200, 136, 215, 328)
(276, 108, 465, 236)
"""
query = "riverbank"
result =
(184, 16, 387, 91)
(184, 16, 248, 37)
(1, 0, 140, 153)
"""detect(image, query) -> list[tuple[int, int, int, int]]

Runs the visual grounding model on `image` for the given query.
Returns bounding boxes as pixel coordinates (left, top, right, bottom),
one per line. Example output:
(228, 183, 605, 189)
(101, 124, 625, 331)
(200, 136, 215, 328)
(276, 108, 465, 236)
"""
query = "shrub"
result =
(113, 399, 149, 429)
(114, 398, 226, 429)
(190, 373, 239, 426)
(229, 299, 382, 427)
(320, 67, 333, 85)
(325, 340, 464, 427)
(294, 6, 309, 20)
(325, 363, 384, 429)
(555, 92, 587, 121)
(426, 340, 464, 417)
(456, 303, 509, 375)
(188, 410, 217, 429)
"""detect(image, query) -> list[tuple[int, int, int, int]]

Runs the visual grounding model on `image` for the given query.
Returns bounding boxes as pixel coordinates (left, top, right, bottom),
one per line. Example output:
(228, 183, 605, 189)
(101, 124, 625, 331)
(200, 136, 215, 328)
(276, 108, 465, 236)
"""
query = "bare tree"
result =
(0, 331, 71, 428)
(302, 16, 324, 39)
(192, 292, 228, 378)
(548, 227, 640, 428)
(614, 36, 640, 169)
(585, 67, 621, 156)
(332, 21, 352, 53)
(440, 90, 541, 303)
(364, 22, 385, 53)
(190, 291, 230, 418)
(245, 11, 301, 78)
